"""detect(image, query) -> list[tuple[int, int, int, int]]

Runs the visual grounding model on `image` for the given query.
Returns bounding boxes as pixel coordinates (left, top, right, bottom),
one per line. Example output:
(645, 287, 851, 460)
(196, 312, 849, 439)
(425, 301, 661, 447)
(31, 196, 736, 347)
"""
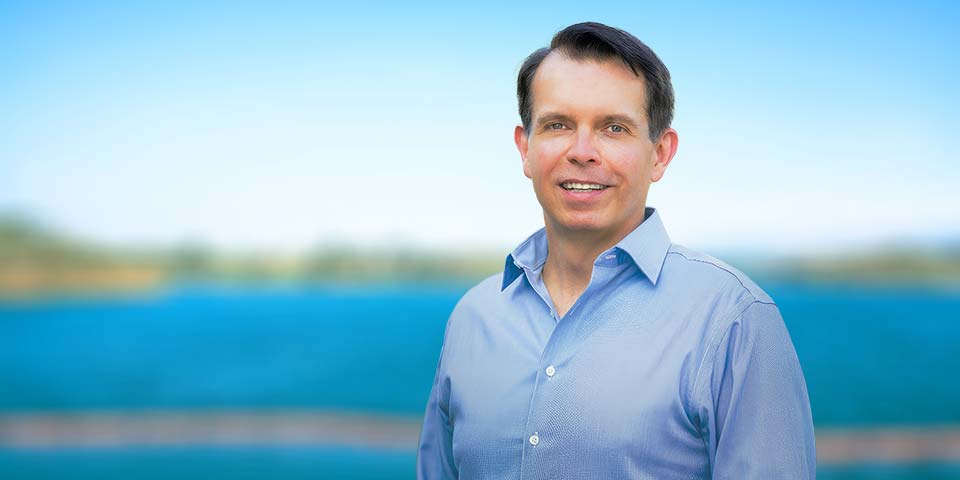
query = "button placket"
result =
(520, 288, 575, 475)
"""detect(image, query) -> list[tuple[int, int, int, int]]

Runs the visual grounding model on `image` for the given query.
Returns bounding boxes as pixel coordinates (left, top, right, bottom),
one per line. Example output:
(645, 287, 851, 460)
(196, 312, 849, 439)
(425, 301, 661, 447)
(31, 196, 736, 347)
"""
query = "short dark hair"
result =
(517, 22, 674, 141)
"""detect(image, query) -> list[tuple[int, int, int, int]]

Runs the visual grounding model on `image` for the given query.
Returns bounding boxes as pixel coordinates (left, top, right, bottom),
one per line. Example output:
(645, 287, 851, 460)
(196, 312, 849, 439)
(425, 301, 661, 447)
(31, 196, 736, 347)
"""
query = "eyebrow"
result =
(598, 114, 641, 129)
(535, 112, 642, 130)
(535, 112, 576, 129)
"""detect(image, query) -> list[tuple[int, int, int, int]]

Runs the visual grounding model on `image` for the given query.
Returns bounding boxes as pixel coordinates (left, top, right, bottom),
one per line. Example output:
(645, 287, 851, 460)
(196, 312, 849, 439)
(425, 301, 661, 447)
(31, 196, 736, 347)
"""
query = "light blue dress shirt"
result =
(417, 207, 815, 479)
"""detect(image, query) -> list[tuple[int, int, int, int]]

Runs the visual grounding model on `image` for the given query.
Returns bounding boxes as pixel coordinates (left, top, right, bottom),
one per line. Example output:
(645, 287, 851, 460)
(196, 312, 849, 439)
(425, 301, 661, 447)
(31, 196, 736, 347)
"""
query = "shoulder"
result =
(667, 248, 799, 409)
(453, 272, 505, 314)
(663, 243, 774, 306)
(661, 244, 782, 364)
(442, 272, 506, 338)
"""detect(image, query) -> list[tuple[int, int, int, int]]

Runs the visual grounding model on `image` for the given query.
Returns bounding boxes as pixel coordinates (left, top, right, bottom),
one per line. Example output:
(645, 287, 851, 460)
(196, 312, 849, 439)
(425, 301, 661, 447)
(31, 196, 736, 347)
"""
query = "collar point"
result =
(501, 254, 523, 291)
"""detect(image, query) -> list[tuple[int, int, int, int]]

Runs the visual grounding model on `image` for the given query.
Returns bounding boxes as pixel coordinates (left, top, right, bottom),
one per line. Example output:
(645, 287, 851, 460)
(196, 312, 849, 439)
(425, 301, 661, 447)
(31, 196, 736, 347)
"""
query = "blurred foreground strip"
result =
(0, 410, 419, 451)
(816, 426, 960, 464)
(1, 411, 959, 464)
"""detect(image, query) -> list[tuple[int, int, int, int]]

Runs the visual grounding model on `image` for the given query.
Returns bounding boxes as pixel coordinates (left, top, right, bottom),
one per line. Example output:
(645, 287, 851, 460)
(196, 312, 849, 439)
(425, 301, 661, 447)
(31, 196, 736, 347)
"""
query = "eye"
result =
(607, 124, 626, 134)
(548, 122, 566, 130)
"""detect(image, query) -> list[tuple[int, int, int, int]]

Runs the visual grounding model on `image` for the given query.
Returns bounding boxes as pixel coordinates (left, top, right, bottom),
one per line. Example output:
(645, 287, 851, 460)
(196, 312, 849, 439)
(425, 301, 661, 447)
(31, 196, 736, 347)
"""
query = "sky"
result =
(2, 1, 957, 255)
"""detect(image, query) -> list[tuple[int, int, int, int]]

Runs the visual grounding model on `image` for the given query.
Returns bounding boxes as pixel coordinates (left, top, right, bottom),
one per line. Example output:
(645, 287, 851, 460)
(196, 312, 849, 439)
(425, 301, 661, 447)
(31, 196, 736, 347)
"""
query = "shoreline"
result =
(3, 275, 959, 302)
(2, 410, 959, 464)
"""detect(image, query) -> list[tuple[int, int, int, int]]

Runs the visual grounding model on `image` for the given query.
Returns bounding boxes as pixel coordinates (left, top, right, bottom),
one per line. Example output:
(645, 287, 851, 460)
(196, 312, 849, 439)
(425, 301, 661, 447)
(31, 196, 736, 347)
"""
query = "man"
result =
(417, 22, 815, 479)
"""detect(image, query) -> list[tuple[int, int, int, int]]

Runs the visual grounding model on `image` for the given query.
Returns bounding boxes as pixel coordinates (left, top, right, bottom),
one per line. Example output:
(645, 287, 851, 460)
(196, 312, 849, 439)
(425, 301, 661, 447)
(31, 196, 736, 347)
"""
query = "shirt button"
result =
(545, 365, 556, 377)
(529, 433, 540, 446)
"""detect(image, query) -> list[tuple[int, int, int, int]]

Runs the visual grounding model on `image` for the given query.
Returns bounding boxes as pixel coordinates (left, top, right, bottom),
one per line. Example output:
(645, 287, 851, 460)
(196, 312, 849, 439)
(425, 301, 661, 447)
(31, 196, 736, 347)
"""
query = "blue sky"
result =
(2, 1, 957, 254)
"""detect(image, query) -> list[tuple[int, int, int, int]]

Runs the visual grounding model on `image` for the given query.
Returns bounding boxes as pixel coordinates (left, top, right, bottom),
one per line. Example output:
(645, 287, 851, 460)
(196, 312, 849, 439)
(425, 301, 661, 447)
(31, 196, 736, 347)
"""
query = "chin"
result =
(555, 215, 610, 233)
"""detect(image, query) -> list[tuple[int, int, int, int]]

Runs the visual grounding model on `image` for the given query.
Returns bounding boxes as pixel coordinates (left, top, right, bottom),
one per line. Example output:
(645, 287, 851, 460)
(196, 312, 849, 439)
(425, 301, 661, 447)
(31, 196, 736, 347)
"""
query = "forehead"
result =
(531, 52, 648, 121)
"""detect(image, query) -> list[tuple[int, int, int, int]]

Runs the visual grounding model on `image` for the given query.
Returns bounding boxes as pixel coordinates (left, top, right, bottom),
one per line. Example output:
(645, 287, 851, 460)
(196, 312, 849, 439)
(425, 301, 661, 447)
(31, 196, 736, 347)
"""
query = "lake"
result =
(1, 281, 958, 478)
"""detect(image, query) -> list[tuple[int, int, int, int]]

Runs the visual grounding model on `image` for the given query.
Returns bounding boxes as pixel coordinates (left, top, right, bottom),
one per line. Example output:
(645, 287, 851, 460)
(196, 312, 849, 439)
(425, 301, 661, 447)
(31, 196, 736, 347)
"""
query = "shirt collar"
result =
(502, 207, 671, 291)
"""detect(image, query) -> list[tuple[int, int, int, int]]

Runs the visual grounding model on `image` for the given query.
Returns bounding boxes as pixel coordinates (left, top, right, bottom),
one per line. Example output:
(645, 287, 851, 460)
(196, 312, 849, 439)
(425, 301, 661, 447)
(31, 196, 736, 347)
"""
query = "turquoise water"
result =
(1, 281, 958, 478)
(0, 283, 460, 414)
(0, 447, 414, 479)
(1, 449, 958, 480)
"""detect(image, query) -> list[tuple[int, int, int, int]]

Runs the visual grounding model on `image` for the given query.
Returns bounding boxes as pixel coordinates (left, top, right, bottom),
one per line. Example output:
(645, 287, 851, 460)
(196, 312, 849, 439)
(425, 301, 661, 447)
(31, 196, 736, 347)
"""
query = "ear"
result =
(515, 125, 532, 179)
(650, 128, 678, 183)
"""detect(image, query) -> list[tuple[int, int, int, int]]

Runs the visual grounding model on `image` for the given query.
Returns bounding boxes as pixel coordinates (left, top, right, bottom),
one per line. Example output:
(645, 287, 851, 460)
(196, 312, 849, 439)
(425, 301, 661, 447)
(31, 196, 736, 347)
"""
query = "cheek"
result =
(527, 142, 567, 175)
(538, 138, 568, 156)
(602, 146, 653, 180)
(521, 157, 542, 185)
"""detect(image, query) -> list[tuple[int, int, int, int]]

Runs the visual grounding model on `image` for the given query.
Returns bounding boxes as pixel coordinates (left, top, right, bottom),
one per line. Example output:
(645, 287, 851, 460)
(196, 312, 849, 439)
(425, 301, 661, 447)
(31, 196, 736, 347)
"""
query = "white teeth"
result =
(562, 182, 607, 191)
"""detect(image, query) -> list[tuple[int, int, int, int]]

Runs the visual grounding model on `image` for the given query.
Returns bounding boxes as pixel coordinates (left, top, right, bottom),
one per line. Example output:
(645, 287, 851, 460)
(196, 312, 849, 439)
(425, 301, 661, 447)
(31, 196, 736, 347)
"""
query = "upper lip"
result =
(558, 178, 611, 186)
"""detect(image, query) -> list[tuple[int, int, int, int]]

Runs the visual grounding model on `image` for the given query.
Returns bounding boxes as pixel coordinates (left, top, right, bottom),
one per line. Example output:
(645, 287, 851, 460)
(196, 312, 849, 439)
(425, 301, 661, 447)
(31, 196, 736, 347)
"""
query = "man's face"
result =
(515, 53, 676, 242)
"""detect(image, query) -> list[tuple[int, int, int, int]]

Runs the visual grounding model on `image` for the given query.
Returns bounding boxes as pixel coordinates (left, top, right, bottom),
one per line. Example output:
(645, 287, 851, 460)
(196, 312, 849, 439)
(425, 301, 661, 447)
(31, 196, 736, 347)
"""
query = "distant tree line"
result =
(2, 213, 958, 298)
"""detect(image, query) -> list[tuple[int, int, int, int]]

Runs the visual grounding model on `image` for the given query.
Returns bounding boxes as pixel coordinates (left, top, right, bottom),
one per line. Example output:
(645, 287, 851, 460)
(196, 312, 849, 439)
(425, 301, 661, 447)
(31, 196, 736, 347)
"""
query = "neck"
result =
(541, 212, 646, 316)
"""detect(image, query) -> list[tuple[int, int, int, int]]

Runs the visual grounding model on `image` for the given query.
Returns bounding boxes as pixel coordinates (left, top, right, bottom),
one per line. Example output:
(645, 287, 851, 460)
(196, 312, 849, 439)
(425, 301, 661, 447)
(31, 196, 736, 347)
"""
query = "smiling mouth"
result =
(561, 182, 609, 191)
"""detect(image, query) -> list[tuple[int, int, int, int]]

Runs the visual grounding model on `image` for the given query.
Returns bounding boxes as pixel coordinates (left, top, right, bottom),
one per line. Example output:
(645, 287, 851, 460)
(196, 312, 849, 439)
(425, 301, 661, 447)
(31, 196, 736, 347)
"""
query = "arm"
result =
(698, 301, 816, 479)
(416, 344, 458, 479)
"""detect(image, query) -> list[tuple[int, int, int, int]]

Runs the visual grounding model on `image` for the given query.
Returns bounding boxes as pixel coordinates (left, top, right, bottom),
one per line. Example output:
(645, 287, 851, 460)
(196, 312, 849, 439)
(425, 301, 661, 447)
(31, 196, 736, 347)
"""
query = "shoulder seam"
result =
(689, 299, 779, 442)
(666, 250, 763, 303)
(689, 298, 759, 452)
(690, 298, 760, 406)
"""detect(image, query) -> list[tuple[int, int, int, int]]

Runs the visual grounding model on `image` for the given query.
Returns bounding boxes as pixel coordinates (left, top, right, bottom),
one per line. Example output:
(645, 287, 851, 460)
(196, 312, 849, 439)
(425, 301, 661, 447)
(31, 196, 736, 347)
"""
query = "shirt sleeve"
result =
(697, 300, 816, 479)
(416, 343, 458, 479)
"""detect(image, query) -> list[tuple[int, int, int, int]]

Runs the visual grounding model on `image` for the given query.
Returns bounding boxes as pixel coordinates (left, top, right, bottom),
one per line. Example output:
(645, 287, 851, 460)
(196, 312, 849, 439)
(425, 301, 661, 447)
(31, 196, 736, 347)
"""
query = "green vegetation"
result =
(751, 245, 960, 288)
(0, 214, 502, 298)
(0, 214, 166, 298)
(2, 213, 958, 298)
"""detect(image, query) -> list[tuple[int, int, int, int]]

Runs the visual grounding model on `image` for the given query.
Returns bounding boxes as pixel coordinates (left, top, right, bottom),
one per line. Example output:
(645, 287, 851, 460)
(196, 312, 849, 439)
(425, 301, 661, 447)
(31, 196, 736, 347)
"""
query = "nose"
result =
(567, 129, 599, 166)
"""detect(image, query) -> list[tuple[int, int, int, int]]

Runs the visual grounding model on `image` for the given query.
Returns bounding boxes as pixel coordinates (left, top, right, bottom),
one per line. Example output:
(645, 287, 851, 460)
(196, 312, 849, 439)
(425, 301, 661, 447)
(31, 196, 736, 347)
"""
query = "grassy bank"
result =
(3, 214, 959, 298)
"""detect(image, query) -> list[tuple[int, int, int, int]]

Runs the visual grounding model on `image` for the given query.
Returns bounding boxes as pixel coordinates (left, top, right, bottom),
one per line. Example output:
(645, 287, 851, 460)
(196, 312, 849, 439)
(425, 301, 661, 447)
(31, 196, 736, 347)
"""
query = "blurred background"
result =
(1, 1, 958, 478)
